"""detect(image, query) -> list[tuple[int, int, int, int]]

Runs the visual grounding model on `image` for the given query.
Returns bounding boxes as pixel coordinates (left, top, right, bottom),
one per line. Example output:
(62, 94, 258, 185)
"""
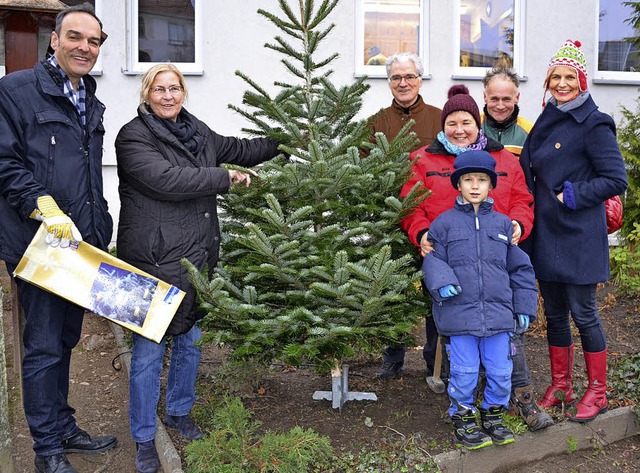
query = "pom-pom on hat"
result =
(546, 39, 588, 91)
(441, 85, 482, 130)
(450, 150, 498, 189)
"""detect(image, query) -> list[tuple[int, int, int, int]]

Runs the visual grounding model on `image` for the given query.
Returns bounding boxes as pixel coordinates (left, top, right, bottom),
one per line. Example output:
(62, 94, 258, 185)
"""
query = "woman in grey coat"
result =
(520, 40, 628, 423)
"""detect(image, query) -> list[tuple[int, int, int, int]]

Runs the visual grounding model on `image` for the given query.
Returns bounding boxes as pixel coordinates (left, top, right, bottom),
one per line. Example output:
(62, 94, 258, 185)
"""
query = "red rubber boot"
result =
(539, 344, 577, 408)
(567, 349, 608, 422)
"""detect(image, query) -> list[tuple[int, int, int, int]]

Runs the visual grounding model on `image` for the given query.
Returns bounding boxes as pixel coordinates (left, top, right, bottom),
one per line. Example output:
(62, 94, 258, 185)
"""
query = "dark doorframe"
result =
(4, 11, 39, 74)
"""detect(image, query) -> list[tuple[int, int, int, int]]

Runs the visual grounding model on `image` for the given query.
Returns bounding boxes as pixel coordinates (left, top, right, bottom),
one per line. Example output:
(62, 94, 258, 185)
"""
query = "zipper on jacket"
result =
(475, 212, 486, 334)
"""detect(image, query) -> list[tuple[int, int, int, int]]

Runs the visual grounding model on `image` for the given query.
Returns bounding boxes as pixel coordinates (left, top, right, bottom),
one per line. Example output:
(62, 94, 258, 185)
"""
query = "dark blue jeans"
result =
(8, 263, 84, 456)
(538, 280, 606, 352)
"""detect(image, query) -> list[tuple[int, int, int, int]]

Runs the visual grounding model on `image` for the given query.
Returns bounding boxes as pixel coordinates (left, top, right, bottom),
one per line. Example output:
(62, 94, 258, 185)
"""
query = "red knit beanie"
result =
(441, 85, 481, 130)
(545, 39, 588, 91)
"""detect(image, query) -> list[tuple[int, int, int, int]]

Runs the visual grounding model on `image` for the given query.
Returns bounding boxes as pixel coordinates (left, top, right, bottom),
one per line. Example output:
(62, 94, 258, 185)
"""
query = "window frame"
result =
(88, 0, 103, 75)
(452, 0, 525, 79)
(354, 0, 430, 78)
(593, 0, 640, 84)
(124, 0, 203, 75)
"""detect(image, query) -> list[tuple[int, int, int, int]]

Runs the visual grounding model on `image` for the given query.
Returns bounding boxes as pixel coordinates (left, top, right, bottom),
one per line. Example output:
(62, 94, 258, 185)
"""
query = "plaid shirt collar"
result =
(47, 55, 87, 127)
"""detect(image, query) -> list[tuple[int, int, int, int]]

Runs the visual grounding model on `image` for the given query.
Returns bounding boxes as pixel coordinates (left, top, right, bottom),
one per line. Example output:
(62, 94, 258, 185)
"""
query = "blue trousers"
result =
(129, 324, 202, 442)
(446, 332, 512, 416)
(8, 263, 84, 456)
(538, 281, 606, 352)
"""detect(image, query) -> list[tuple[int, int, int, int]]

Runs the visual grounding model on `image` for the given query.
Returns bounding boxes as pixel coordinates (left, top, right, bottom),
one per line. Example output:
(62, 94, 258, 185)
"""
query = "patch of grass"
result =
(502, 412, 528, 436)
(566, 436, 578, 454)
(184, 396, 333, 473)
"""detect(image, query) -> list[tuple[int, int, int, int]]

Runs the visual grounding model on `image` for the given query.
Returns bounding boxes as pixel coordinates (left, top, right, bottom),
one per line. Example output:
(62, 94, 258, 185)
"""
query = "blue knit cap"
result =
(450, 150, 498, 189)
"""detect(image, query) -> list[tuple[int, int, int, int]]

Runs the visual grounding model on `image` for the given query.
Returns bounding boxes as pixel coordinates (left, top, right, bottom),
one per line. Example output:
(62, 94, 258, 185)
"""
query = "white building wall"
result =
(90, 0, 640, 242)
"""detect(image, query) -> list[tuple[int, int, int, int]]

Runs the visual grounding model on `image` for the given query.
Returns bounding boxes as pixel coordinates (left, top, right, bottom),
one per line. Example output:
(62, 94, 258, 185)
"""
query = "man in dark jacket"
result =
(0, 4, 116, 472)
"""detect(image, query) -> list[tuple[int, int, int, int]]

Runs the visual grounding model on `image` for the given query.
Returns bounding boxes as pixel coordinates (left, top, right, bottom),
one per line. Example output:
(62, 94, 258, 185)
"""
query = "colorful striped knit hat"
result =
(546, 39, 588, 91)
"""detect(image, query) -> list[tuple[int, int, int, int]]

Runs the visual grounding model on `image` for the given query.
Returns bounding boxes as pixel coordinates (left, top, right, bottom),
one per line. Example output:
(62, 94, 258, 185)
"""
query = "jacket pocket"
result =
(150, 226, 166, 265)
(486, 231, 509, 265)
(447, 229, 472, 266)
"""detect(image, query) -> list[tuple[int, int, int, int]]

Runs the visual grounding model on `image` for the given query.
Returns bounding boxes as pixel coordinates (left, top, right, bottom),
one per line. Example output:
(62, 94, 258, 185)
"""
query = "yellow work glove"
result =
(30, 195, 83, 248)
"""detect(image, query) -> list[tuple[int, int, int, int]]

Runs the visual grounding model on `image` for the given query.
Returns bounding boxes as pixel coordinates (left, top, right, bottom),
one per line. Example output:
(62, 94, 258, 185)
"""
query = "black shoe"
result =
(480, 405, 515, 446)
(165, 414, 204, 440)
(376, 361, 403, 380)
(34, 453, 78, 473)
(62, 427, 117, 454)
(451, 408, 492, 450)
(511, 385, 554, 432)
(135, 440, 160, 473)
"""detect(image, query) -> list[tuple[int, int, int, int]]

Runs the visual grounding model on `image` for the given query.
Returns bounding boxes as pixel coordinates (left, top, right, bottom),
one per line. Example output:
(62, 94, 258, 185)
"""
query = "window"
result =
(126, 0, 202, 74)
(454, 0, 524, 78)
(596, 0, 640, 83)
(354, 0, 428, 77)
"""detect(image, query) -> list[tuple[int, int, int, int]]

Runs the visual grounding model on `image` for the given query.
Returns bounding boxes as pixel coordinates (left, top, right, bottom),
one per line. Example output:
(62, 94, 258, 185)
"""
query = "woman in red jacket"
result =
(397, 85, 552, 432)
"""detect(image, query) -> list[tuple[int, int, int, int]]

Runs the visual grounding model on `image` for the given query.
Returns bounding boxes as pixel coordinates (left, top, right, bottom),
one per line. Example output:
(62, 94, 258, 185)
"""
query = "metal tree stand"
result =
(312, 363, 377, 411)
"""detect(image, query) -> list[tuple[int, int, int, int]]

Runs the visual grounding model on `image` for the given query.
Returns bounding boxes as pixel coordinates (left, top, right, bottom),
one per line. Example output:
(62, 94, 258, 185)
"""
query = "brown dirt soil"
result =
(3, 255, 639, 472)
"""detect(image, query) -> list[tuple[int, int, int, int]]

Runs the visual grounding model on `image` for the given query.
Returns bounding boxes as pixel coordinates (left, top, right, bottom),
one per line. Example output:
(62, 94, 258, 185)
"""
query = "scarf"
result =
(548, 91, 590, 112)
(437, 129, 488, 155)
(154, 108, 203, 154)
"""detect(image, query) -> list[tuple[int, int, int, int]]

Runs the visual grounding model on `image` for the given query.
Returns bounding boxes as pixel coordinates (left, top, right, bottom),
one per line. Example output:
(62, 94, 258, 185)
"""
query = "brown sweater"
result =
(369, 95, 442, 152)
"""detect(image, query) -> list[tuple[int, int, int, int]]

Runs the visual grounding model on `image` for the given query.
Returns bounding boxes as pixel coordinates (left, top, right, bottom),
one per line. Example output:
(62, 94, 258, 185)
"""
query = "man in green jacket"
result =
(481, 67, 533, 159)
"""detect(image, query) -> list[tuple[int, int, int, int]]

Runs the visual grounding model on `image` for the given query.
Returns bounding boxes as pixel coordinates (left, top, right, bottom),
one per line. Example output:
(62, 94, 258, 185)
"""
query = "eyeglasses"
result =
(151, 86, 184, 96)
(389, 74, 420, 85)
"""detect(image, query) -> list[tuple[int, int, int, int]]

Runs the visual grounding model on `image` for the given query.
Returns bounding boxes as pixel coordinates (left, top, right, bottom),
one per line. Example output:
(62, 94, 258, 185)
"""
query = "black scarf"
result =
(155, 108, 203, 154)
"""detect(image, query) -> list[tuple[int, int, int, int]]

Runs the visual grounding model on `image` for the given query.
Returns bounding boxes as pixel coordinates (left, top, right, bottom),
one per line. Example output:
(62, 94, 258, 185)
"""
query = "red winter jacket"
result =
(400, 138, 534, 248)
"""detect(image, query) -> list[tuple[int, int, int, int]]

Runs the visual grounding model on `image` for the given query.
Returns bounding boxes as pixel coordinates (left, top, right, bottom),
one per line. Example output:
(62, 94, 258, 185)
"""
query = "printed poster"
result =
(13, 225, 184, 342)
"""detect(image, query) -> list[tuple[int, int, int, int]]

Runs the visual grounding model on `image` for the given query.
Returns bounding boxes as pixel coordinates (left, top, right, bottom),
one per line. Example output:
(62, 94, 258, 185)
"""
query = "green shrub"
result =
(610, 222, 640, 296)
(617, 99, 640, 238)
(609, 352, 640, 409)
(184, 396, 333, 473)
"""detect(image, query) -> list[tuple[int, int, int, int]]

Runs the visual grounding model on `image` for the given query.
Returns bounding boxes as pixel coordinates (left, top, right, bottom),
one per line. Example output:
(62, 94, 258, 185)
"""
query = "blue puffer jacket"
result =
(422, 198, 538, 337)
(0, 60, 113, 264)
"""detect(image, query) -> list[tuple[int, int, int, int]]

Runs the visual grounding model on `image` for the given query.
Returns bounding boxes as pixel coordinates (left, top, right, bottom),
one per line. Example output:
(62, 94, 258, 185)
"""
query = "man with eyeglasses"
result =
(481, 66, 533, 159)
(0, 4, 116, 472)
(368, 52, 441, 151)
(370, 52, 441, 382)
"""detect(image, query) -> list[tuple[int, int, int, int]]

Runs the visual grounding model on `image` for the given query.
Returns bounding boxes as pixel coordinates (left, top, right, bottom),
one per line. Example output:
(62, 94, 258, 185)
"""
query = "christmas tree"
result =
(186, 0, 429, 377)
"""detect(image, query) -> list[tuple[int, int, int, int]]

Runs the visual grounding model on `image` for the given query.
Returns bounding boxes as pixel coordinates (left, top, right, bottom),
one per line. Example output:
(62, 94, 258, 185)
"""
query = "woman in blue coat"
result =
(520, 40, 628, 422)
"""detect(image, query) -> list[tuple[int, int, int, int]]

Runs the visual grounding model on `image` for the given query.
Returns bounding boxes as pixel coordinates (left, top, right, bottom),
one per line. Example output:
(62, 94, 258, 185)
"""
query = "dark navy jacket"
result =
(422, 198, 538, 338)
(520, 95, 628, 284)
(0, 60, 113, 264)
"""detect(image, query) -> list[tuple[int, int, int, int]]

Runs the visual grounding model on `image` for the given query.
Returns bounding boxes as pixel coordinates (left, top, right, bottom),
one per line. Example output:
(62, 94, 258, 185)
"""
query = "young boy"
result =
(422, 150, 538, 450)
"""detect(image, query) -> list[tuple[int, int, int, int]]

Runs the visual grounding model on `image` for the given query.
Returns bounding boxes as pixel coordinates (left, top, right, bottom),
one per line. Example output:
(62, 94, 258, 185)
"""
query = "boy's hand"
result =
(515, 314, 530, 333)
(438, 284, 460, 298)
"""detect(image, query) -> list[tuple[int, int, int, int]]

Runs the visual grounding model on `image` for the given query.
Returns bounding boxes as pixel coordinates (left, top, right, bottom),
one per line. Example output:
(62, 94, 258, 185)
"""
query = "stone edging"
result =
(109, 322, 184, 473)
(434, 405, 639, 472)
